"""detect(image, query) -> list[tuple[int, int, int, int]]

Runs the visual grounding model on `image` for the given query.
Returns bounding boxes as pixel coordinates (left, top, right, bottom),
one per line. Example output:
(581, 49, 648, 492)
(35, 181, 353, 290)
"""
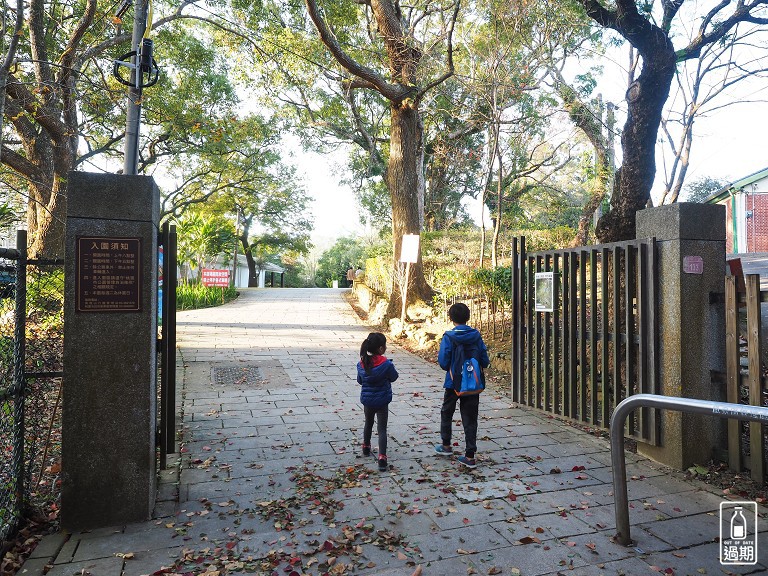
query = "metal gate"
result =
(158, 222, 177, 468)
(511, 236, 660, 443)
(0, 230, 64, 541)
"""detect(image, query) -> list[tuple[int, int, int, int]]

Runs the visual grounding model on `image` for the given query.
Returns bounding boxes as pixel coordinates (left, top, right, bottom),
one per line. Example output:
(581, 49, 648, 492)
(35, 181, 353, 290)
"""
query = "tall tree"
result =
(304, 0, 460, 317)
(1, 0, 245, 258)
(551, 71, 614, 246)
(577, 0, 768, 242)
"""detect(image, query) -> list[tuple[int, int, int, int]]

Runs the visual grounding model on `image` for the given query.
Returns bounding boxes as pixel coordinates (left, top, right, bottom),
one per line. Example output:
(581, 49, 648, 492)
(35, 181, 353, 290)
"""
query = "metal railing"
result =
(611, 394, 768, 546)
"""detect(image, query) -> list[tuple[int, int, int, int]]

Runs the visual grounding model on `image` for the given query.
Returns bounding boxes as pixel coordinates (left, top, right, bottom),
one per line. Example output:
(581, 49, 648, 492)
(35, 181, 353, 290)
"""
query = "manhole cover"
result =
(212, 365, 265, 388)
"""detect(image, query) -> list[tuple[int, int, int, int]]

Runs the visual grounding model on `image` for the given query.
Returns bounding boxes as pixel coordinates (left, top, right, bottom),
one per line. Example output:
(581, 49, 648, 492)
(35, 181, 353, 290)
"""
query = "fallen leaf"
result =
(457, 548, 477, 554)
(517, 536, 540, 545)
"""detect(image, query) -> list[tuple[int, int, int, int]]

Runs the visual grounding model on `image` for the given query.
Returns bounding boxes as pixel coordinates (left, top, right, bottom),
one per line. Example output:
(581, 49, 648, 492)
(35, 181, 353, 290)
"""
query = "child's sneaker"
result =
(458, 455, 477, 469)
(378, 455, 388, 472)
(361, 444, 371, 457)
(434, 444, 452, 456)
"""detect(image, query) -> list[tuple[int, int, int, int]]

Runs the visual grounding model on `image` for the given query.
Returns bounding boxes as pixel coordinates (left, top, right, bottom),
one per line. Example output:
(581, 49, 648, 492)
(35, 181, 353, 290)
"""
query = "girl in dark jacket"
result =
(357, 332, 399, 471)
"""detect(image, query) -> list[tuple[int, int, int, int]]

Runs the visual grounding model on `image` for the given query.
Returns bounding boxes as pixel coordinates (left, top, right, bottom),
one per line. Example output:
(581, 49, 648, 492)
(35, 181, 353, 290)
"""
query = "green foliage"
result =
(315, 237, 368, 288)
(280, 261, 309, 288)
(518, 227, 576, 252)
(430, 267, 470, 308)
(0, 202, 19, 231)
(683, 176, 728, 203)
(472, 266, 513, 304)
(0, 336, 12, 378)
(177, 283, 239, 310)
(176, 212, 237, 281)
(27, 269, 65, 332)
(363, 255, 394, 295)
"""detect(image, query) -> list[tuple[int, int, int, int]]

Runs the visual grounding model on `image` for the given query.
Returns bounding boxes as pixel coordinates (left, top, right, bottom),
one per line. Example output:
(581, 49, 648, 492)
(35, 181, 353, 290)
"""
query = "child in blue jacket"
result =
(434, 303, 490, 469)
(357, 332, 399, 471)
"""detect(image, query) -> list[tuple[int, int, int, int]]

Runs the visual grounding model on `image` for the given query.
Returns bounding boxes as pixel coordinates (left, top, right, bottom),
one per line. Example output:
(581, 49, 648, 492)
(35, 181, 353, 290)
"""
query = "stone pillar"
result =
(62, 172, 159, 530)
(635, 202, 726, 469)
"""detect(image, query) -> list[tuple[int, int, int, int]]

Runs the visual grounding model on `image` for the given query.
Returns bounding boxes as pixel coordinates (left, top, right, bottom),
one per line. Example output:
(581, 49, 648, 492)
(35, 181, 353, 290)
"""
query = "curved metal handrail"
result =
(610, 393, 768, 545)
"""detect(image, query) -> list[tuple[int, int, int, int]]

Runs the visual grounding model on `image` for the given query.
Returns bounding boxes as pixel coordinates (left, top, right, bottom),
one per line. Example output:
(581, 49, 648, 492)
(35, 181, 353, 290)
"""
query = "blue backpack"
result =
(448, 336, 485, 396)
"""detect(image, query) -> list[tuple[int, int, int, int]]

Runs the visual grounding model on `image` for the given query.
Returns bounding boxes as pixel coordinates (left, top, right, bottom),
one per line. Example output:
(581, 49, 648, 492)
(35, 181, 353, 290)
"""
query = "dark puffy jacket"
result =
(357, 356, 399, 408)
(438, 325, 490, 390)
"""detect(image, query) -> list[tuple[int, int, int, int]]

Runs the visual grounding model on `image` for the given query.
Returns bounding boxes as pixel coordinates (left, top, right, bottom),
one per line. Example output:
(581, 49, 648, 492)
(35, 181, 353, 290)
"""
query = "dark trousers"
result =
(440, 389, 479, 458)
(363, 405, 389, 456)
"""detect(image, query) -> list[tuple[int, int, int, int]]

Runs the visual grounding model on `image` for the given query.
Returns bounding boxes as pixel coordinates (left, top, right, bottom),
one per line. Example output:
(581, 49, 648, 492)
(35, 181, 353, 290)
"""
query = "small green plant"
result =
(687, 464, 710, 477)
(176, 282, 238, 310)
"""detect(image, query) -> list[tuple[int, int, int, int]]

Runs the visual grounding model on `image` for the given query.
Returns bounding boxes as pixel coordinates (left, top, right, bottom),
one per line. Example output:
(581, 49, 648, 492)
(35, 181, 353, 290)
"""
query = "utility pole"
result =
(114, 0, 159, 175)
(123, 0, 148, 175)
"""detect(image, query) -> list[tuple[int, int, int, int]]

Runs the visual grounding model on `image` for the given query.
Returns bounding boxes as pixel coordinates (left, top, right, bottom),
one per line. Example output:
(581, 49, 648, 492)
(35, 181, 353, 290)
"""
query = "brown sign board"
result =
(76, 237, 142, 312)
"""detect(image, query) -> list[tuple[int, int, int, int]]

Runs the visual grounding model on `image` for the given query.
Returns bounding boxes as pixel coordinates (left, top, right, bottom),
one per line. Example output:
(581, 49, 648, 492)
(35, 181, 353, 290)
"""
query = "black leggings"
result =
(440, 389, 479, 458)
(363, 405, 389, 456)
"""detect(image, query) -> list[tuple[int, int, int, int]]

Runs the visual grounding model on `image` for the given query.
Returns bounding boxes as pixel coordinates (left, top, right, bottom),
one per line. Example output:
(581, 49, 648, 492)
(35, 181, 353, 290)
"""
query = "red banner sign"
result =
(201, 268, 230, 287)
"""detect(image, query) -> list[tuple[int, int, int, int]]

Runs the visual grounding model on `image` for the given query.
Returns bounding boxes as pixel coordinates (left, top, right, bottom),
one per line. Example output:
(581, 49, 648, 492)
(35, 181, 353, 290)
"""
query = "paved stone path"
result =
(21, 288, 768, 575)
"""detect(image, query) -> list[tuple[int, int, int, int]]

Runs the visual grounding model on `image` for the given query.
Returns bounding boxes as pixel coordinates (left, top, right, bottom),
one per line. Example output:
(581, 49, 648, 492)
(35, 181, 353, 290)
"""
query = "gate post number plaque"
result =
(63, 172, 159, 531)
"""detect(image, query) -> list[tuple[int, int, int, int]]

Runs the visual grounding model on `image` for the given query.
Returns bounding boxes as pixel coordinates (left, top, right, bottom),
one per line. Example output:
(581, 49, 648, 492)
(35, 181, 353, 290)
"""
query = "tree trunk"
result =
(243, 245, 259, 287)
(29, 177, 67, 260)
(26, 130, 72, 259)
(386, 103, 432, 318)
(238, 218, 258, 288)
(491, 144, 503, 267)
(591, 10, 677, 243)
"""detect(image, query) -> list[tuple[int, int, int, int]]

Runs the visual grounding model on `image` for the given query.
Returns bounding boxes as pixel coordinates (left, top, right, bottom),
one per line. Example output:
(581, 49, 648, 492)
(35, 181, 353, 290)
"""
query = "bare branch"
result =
(679, 1, 768, 61)
(415, 0, 460, 102)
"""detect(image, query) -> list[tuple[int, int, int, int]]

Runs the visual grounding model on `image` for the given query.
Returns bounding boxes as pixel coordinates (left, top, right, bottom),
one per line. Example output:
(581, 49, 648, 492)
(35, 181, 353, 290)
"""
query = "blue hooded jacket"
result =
(357, 355, 399, 408)
(438, 325, 490, 389)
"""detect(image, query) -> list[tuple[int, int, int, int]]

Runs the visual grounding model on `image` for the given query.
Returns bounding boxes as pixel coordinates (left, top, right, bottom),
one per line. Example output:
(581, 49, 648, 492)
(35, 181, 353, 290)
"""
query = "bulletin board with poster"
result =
(534, 271, 554, 312)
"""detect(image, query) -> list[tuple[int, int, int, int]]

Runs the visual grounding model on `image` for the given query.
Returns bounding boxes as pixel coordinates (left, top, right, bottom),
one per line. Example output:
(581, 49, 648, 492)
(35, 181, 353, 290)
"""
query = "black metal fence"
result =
(511, 236, 660, 443)
(158, 222, 177, 469)
(0, 231, 64, 542)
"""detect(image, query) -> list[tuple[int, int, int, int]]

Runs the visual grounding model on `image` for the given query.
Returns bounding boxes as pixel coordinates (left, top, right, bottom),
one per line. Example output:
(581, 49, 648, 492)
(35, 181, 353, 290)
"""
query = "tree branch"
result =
(305, 0, 411, 103)
(415, 0, 460, 102)
(58, 0, 97, 85)
(678, 1, 768, 61)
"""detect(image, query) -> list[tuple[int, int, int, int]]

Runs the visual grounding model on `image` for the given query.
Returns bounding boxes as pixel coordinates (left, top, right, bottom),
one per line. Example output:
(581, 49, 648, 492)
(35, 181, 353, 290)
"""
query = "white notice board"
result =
(400, 234, 420, 263)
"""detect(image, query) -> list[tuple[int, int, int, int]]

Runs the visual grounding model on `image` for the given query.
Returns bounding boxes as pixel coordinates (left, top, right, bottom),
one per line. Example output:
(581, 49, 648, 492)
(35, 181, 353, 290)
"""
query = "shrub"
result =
(177, 283, 238, 310)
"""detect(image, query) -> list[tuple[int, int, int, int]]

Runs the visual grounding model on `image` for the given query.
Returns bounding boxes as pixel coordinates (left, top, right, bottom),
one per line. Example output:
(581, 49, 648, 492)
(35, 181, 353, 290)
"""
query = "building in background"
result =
(706, 166, 768, 254)
(230, 259, 284, 288)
